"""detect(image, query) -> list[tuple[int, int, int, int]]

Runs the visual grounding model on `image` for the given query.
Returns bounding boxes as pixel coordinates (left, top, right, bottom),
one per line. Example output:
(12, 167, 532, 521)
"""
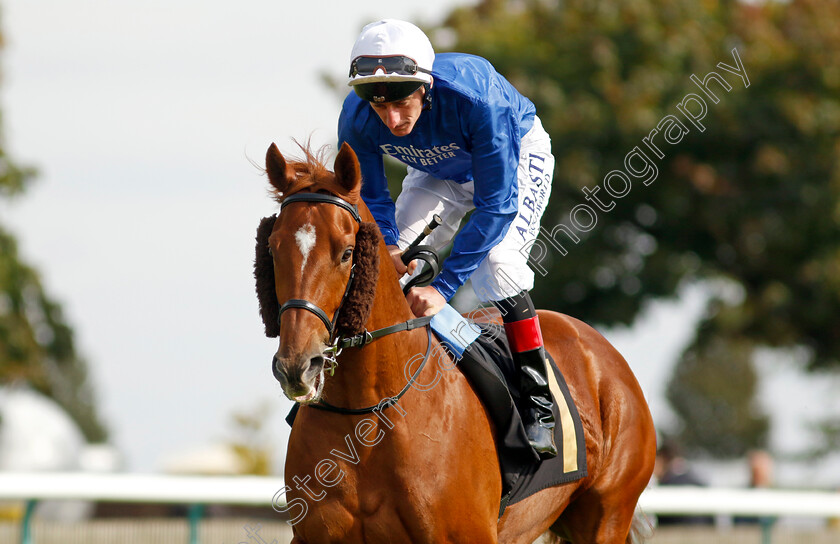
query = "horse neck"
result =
(322, 239, 432, 408)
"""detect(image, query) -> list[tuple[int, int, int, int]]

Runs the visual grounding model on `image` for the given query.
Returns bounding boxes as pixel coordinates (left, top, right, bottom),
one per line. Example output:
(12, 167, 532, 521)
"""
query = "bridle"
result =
(275, 192, 435, 415)
(277, 192, 362, 341)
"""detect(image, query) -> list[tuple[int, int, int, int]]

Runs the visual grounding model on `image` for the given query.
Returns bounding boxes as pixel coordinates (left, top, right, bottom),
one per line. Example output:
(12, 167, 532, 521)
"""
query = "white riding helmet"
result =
(348, 19, 435, 103)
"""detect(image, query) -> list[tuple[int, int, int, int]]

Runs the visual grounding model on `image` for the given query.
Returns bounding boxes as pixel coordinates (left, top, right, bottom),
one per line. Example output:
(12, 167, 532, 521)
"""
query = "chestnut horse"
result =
(256, 142, 656, 543)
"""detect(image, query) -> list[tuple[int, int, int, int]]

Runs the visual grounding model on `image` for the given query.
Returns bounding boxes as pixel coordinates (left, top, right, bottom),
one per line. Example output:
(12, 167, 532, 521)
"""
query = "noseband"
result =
(277, 193, 361, 340)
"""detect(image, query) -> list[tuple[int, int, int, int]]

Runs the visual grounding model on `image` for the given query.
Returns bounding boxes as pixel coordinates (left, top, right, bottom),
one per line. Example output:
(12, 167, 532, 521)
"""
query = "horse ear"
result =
(266, 143, 294, 194)
(334, 142, 362, 199)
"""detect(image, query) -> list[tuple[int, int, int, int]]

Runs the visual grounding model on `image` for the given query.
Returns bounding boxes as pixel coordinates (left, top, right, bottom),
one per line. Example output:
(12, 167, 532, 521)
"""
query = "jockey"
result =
(338, 20, 557, 459)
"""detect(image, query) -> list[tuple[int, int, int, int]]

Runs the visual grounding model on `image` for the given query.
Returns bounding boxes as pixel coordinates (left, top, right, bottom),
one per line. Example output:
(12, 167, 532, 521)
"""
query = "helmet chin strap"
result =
(422, 82, 433, 111)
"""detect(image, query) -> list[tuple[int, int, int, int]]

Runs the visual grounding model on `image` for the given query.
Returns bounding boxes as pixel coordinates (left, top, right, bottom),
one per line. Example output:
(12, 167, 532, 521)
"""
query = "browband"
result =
(281, 193, 361, 224)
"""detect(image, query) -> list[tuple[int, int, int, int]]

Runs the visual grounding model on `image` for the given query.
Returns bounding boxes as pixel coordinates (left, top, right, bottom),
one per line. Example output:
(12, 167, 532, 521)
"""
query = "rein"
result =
(311, 325, 433, 415)
(277, 192, 437, 415)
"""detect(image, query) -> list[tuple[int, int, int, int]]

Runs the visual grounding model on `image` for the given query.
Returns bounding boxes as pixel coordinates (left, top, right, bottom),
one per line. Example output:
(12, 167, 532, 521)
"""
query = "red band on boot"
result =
(504, 316, 544, 353)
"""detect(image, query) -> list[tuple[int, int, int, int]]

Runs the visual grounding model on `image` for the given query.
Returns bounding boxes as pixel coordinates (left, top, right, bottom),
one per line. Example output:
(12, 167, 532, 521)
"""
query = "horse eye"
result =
(341, 248, 353, 262)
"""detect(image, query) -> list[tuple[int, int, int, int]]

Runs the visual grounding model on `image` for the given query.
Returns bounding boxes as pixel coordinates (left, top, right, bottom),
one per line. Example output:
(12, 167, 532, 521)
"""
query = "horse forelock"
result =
(269, 142, 361, 205)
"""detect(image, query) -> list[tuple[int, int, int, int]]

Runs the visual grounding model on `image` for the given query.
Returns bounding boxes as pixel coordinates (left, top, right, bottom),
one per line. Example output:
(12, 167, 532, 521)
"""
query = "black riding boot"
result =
(514, 345, 557, 459)
(494, 291, 558, 460)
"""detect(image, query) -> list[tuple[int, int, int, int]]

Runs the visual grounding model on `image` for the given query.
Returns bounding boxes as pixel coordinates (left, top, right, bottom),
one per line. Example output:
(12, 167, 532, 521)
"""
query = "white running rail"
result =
(2, 473, 840, 544)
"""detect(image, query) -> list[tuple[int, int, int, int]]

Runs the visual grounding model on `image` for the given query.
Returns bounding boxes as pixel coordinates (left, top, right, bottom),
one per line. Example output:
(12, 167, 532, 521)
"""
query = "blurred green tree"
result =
(429, 0, 840, 456)
(224, 401, 274, 476)
(0, 20, 107, 442)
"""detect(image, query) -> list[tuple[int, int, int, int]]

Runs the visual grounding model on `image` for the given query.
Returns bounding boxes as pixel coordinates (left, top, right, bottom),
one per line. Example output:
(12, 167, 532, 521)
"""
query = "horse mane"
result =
(267, 141, 358, 203)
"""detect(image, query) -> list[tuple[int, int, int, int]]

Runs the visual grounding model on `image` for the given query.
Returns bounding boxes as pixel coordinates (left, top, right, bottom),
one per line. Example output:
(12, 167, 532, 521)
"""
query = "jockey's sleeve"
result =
(354, 148, 399, 245)
(338, 103, 400, 246)
(430, 98, 520, 301)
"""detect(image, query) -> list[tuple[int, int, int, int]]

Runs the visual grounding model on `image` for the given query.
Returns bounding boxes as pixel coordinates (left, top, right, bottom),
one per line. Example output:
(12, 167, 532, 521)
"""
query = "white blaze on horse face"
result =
(295, 224, 317, 273)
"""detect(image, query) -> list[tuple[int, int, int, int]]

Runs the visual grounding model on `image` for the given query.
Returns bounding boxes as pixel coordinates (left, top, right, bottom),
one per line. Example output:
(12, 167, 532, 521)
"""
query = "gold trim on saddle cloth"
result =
(546, 358, 578, 474)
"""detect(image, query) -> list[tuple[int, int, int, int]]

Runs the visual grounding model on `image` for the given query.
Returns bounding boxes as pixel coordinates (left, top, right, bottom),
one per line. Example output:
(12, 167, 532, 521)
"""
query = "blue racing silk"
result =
(338, 53, 536, 301)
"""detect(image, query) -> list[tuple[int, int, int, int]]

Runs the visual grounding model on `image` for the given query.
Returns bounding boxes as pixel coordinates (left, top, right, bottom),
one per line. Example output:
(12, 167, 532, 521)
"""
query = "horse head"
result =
(254, 142, 380, 403)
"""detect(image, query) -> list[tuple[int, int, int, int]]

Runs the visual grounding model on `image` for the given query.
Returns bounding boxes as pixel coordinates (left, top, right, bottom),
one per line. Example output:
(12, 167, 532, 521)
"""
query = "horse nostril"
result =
(272, 356, 288, 385)
(298, 355, 326, 384)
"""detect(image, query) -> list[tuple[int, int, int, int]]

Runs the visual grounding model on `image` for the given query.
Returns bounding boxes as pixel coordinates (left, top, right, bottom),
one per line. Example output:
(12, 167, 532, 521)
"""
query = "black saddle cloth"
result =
(458, 323, 587, 515)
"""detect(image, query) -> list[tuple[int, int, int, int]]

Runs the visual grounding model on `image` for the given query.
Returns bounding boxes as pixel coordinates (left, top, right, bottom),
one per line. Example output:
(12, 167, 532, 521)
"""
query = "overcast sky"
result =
(2, 0, 837, 481)
(0, 0, 480, 472)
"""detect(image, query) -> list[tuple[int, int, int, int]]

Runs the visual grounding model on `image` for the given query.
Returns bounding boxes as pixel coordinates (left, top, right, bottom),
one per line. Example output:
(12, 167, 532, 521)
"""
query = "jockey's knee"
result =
(472, 257, 535, 303)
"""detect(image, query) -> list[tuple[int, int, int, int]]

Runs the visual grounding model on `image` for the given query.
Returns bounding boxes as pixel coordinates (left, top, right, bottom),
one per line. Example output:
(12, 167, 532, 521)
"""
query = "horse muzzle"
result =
(272, 353, 326, 403)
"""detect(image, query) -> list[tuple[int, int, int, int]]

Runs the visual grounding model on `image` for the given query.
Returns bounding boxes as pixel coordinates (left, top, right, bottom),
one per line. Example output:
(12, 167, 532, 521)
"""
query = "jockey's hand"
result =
(387, 244, 417, 277)
(406, 285, 446, 317)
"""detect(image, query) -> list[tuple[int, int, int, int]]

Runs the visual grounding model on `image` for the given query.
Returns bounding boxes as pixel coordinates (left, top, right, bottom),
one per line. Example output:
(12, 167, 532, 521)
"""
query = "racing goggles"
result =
(349, 55, 432, 78)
